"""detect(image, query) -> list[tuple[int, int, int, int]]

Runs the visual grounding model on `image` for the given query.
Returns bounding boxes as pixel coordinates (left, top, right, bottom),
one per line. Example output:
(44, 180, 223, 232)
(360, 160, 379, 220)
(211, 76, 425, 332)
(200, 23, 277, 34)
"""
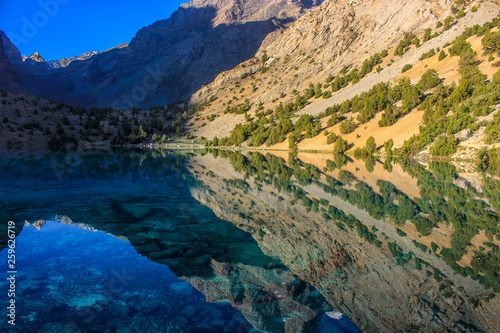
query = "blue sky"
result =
(0, 0, 186, 61)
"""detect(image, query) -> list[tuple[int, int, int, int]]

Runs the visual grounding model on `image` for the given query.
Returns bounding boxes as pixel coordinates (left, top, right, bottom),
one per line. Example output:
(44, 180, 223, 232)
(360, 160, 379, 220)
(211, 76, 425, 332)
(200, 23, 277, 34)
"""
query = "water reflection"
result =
(0, 220, 254, 332)
(0, 149, 344, 333)
(1, 148, 498, 332)
(189, 149, 500, 332)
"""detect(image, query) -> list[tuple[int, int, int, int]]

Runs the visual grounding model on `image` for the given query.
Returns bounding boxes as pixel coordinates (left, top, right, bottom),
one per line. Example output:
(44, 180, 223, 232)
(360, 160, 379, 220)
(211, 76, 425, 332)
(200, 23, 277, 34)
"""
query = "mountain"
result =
(4, 0, 320, 108)
(0, 31, 22, 63)
(0, 32, 22, 89)
(20, 51, 99, 69)
(46, 51, 99, 69)
(187, 0, 500, 156)
(23, 52, 45, 62)
(190, 0, 460, 138)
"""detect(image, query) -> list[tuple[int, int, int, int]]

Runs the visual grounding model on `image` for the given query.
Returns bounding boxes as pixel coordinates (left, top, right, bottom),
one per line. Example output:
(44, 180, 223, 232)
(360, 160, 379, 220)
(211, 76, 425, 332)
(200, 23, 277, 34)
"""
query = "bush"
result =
(471, 6, 477, 12)
(485, 116, 500, 143)
(438, 50, 447, 61)
(482, 31, 500, 55)
(417, 69, 441, 91)
(326, 132, 338, 144)
(395, 32, 416, 56)
(419, 49, 436, 61)
(327, 113, 346, 127)
(365, 136, 377, 154)
(402, 64, 413, 73)
(339, 118, 357, 134)
(379, 107, 397, 127)
(443, 16, 454, 31)
(333, 137, 349, 154)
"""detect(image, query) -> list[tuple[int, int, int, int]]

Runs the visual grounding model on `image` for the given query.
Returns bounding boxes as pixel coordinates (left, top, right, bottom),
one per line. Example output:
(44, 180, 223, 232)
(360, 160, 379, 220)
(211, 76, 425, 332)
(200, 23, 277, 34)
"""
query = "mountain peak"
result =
(28, 52, 45, 63)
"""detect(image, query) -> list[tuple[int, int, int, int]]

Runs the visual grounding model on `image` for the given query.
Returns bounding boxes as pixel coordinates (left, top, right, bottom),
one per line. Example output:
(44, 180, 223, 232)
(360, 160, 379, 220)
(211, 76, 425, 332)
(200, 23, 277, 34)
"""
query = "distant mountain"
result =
(46, 51, 99, 69)
(2, 0, 320, 107)
(25, 51, 45, 63)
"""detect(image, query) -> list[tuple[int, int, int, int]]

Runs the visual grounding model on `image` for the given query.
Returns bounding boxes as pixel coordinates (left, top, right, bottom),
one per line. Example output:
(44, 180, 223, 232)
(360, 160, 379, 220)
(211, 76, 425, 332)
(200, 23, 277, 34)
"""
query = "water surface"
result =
(1, 149, 499, 332)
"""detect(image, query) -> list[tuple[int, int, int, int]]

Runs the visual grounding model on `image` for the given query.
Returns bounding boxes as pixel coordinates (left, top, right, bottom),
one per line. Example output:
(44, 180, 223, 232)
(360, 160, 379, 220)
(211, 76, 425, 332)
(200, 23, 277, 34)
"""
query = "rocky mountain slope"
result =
(188, 1, 492, 130)
(0, 0, 319, 108)
(0, 33, 22, 90)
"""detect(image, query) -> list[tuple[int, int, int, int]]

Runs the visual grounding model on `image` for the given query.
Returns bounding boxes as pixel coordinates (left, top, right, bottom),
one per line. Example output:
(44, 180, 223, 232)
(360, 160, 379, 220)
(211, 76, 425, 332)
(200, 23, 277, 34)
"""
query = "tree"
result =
(417, 69, 441, 91)
(438, 50, 446, 61)
(160, 134, 167, 144)
(384, 139, 394, 155)
(315, 83, 323, 98)
(333, 137, 349, 154)
(212, 136, 219, 146)
(339, 118, 357, 134)
(366, 136, 377, 154)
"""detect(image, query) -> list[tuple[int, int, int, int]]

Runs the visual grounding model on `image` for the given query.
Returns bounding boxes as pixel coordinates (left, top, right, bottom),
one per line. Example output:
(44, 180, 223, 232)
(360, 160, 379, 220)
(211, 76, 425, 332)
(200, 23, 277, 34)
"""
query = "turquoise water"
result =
(0, 150, 362, 332)
(0, 220, 254, 332)
(2, 149, 499, 332)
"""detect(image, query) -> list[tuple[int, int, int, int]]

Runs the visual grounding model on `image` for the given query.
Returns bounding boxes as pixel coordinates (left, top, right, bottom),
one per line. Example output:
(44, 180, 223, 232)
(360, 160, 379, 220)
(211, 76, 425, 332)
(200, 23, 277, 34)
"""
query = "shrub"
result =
(333, 137, 349, 154)
(482, 31, 500, 55)
(339, 118, 357, 134)
(443, 16, 454, 31)
(365, 136, 377, 154)
(326, 132, 338, 144)
(417, 69, 441, 91)
(485, 116, 500, 143)
(327, 113, 346, 127)
(419, 49, 436, 61)
(402, 64, 413, 73)
(438, 50, 447, 61)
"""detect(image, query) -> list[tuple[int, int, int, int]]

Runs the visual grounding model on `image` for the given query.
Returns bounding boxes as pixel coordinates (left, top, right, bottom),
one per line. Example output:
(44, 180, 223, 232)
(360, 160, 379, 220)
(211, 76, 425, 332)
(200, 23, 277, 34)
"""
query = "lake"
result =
(0, 149, 499, 332)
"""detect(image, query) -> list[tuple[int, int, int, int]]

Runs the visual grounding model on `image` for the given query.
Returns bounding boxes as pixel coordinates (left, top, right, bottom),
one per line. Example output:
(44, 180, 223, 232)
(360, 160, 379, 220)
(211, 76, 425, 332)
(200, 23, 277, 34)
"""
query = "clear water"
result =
(0, 150, 362, 333)
(1, 149, 498, 332)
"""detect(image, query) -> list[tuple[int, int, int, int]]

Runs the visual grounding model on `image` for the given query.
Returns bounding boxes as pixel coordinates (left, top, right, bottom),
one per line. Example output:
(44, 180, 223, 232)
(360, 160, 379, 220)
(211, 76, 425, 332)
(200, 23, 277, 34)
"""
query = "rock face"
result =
(9, 0, 319, 107)
(0, 32, 22, 88)
(0, 31, 22, 63)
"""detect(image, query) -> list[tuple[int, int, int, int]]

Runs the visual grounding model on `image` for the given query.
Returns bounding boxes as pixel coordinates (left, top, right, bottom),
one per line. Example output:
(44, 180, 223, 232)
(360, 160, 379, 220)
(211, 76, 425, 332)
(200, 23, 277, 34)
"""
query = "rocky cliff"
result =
(0, 31, 22, 63)
(0, 32, 22, 89)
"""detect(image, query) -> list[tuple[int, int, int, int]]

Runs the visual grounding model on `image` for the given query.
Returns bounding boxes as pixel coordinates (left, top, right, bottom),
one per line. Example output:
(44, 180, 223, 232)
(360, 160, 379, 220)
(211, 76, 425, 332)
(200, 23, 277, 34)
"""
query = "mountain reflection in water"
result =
(0, 149, 499, 332)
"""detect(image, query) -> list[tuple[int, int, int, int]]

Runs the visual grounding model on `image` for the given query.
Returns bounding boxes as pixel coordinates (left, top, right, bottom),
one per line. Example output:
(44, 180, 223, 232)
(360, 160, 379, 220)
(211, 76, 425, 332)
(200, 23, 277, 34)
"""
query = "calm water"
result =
(0, 149, 499, 332)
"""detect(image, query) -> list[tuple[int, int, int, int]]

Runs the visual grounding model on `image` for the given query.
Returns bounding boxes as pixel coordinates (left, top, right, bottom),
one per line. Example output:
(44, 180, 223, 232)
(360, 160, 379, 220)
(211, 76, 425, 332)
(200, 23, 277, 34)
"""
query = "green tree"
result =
(438, 50, 446, 61)
(339, 118, 357, 134)
(333, 137, 349, 154)
(384, 139, 394, 155)
(366, 136, 377, 154)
